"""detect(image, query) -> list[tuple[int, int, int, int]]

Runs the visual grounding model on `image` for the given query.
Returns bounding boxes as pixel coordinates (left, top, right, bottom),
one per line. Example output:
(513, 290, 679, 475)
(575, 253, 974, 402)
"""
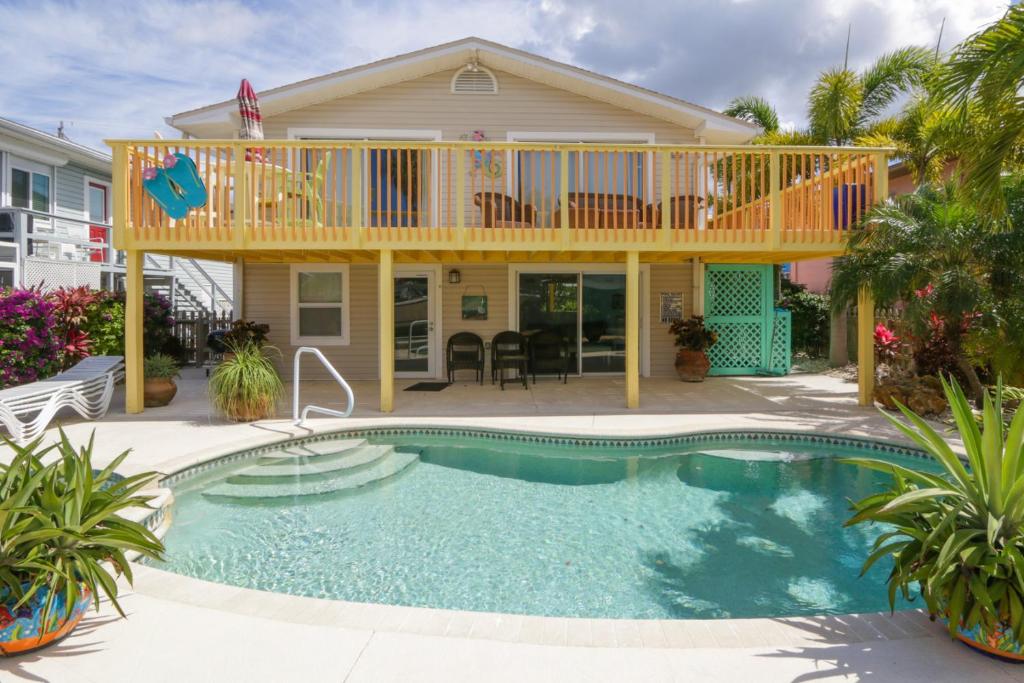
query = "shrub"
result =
(0, 431, 164, 629)
(912, 313, 968, 385)
(50, 286, 100, 368)
(0, 288, 61, 388)
(779, 280, 830, 357)
(222, 319, 270, 349)
(209, 342, 283, 421)
(669, 315, 718, 352)
(80, 293, 125, 357)
(874, 323, 903, 366)
(144, 353, 179, 380)
(78, 290, 175, 358)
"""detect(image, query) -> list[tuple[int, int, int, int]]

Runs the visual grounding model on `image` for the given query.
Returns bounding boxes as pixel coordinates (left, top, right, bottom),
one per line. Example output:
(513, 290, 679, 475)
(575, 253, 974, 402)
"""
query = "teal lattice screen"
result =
(704, 264, 790, 376)
(770, 309, 792, 374)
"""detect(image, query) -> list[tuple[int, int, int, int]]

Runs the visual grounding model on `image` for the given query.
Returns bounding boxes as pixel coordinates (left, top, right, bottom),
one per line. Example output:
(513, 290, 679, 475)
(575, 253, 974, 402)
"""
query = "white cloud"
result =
(0, 0, 1009, 150)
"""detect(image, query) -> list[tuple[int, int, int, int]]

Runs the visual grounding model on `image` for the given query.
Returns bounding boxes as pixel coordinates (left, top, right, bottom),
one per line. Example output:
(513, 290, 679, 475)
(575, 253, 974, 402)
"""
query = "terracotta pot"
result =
(0, 585, 91, 656)
(675, 350, 711, 382)
(943, 615, 1024, 662)
(143, 377, 177, 407)
(224, 400, 274, 422)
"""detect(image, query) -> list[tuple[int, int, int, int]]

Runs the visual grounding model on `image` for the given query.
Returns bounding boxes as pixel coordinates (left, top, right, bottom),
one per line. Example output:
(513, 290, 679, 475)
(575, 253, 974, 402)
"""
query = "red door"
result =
(87, 182, 109, 262)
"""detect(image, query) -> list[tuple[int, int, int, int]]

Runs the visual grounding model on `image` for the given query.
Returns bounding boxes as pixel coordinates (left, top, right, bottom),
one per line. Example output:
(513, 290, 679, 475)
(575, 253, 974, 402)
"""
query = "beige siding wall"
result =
(263, 69, 697, 143)
(244, 260, 696, 381)
(244, 262, 380, 381)
(649, 262, 696, 377)
(441, 264, 509, 377)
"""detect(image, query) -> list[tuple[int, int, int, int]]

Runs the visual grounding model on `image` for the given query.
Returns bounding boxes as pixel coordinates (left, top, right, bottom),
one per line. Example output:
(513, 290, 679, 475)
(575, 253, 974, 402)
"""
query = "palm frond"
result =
(723, 95, 780, 133)
(808, 68, 863, 144)
(859, 46, 933, 122)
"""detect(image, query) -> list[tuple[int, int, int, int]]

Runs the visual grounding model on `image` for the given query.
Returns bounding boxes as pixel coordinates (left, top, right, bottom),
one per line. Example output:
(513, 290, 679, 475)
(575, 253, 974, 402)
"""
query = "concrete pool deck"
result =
(2, 371, 1012, 682)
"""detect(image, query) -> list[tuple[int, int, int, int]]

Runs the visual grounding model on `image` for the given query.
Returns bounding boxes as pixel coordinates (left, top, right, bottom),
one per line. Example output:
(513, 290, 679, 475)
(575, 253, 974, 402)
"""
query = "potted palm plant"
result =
(143, 353, 180, 407)
(0, 431, 164, 655)
(844, 377, 1024, 661)
(669, 315, 718, 382)
(209, 341, 284, 421)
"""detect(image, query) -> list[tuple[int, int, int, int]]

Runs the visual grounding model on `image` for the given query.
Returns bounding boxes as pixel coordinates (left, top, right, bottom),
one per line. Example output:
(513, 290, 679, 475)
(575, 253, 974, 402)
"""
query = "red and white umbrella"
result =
(236, 78, 263, 161)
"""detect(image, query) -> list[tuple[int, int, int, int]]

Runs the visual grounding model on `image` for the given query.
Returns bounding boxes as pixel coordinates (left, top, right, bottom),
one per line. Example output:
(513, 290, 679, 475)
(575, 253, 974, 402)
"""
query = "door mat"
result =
(404, 382, 450, 392)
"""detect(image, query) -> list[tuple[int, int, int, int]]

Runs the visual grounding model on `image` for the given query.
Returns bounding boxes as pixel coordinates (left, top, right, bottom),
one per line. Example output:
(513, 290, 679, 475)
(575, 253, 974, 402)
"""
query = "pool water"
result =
(157, 433, 935, 619)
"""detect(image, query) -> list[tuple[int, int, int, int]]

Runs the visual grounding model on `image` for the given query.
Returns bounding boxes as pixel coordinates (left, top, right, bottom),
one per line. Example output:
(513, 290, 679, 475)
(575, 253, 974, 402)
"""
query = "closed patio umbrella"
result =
(237, 78, 263, 161)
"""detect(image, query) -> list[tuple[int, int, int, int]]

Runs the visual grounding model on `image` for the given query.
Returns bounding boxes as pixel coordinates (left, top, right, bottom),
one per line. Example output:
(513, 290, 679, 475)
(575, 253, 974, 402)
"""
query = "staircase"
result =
(146, 254, 233, 316)
(202, 438, 419, 501)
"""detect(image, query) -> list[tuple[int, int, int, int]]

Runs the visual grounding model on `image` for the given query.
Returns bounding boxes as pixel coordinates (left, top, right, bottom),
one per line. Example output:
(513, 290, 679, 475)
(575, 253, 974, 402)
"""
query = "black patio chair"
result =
(446, 332, 485, 384)
(491, 330, 528, 390)
(528, 329, 570, 384)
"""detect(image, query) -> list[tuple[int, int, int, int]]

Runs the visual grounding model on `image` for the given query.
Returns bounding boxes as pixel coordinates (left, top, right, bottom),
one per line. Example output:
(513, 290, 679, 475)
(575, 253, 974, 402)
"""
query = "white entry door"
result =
(393, 266, 441, 378)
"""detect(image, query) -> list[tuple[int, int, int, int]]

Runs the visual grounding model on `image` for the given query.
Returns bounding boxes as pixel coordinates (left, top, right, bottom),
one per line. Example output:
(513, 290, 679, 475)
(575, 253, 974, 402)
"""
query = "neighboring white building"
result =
(0, 117, 232, 313)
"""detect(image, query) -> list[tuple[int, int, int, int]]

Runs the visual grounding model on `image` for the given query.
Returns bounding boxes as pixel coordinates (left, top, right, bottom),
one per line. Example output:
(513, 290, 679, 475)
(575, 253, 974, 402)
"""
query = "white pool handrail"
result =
(292, 347, 355, 426)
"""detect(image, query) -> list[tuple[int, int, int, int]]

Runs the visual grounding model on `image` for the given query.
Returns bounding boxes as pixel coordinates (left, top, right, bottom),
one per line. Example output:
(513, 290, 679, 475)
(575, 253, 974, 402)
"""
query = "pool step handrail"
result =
(292, 346, 355, 426)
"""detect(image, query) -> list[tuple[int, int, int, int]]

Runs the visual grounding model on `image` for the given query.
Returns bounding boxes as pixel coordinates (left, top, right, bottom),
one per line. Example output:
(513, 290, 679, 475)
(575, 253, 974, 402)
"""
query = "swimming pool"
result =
(155, 429, 935, 620)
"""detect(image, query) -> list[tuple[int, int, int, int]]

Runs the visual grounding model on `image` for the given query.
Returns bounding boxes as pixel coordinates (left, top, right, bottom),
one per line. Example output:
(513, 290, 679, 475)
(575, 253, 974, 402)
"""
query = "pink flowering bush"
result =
(0, 288, 62, 388)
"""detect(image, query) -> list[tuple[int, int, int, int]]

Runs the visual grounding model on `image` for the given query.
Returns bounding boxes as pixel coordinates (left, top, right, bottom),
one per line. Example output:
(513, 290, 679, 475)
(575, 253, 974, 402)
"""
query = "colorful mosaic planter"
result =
(0, 585, 91, 656)
(949, 618, 1024, 662)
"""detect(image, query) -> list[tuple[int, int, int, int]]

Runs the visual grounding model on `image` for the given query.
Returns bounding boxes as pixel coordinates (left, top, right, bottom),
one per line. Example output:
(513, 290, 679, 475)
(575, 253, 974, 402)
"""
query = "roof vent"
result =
(451, 64, 498, 94)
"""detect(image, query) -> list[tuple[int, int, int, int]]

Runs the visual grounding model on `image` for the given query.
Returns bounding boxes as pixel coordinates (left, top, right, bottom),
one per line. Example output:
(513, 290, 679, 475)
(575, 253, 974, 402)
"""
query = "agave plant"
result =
(844, 377, 1024, 641)
(0, 431, 165, 632)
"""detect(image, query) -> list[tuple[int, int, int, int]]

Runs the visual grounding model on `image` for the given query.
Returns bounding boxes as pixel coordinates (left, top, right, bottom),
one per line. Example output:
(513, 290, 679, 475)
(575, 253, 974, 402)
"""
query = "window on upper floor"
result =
(8, 159, 51, 213)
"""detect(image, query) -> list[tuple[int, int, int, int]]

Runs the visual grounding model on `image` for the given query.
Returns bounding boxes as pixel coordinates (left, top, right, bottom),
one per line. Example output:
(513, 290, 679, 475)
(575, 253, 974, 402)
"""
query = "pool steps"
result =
(201, 438, 419, 501)
(228, 444, 395, 483)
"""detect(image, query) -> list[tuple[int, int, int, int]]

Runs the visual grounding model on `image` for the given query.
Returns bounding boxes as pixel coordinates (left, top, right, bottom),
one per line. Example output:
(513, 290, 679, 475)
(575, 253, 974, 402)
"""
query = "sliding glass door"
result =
(518, 273, 579, 372)
(581, 274, 626, 373)
(516, 271, 635, 376)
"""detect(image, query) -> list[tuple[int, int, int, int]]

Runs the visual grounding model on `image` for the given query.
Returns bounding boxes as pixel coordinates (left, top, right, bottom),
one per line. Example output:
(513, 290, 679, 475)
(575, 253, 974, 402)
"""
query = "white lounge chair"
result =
(0, 356, 124, 445)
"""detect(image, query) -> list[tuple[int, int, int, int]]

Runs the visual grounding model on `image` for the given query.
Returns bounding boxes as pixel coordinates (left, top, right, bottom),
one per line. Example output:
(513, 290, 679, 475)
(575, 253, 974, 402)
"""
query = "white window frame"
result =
(290, 263, 350, 346)
(82, 176, 112, 224)
(286, 128, 442, 227)
(6, 156, 53, 214)
(504, 131, 656, 200)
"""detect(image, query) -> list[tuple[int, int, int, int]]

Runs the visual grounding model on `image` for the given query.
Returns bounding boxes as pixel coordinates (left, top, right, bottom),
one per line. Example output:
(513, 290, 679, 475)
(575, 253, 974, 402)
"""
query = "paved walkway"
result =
(2, 371, 1008, 682)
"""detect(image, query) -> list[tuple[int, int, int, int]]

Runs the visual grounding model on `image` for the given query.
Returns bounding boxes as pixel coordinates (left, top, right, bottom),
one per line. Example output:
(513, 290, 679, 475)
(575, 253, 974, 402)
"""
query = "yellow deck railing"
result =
(107, 139, 890, 254)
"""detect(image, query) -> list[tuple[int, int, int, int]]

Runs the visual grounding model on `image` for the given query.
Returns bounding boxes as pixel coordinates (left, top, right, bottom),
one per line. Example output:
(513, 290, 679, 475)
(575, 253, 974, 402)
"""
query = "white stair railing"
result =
(292, 347, 355, 426)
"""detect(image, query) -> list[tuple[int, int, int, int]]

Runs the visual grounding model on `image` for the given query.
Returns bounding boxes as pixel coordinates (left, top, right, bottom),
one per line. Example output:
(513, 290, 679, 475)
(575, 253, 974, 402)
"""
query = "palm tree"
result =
(725, 46, 932, 367)
(854, 92, 963, 186)
(725, 46, 932, 147)
(940, 5, 1024, 214)
(831, 184, 992, 403)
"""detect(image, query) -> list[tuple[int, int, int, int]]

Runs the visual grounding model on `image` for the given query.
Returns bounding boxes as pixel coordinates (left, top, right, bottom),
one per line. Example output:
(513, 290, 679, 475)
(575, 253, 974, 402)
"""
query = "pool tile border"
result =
(158, 425, 928, 490)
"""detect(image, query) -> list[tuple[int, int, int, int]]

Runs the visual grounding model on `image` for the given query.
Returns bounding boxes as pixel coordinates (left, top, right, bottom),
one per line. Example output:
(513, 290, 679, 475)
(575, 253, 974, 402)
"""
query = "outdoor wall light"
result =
(448, 269, 461, 284)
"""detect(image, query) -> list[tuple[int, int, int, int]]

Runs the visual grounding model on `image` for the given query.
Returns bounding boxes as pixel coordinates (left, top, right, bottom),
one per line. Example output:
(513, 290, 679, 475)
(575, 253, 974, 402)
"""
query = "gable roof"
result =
(168, 37, 758, 144)
(0, 117, 110, 174)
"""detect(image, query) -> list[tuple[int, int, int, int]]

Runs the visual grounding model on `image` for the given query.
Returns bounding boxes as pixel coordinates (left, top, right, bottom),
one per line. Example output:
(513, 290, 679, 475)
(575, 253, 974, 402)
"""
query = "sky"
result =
(0, 0, 1010, 151)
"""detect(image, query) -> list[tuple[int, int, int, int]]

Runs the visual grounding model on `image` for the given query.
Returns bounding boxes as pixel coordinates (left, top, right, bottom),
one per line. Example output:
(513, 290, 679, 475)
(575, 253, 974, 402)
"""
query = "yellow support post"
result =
(769, 150, 782, 249)
(378, 249, 394, 413)
(125, 250, 145, 414)
(625, 250, 640, 409)
(857, 286, 875, 407)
